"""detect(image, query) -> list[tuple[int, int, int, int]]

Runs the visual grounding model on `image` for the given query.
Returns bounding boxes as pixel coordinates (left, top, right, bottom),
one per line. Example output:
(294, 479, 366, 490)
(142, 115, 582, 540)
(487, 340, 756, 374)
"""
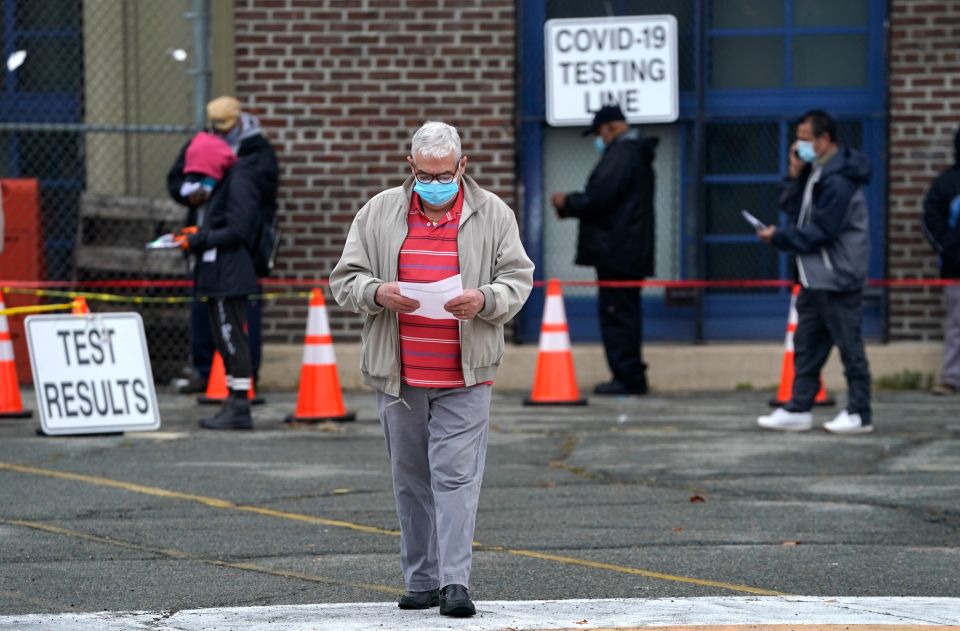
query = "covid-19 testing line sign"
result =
(544, 15, 679, 126)
(25, 312, 160, 435)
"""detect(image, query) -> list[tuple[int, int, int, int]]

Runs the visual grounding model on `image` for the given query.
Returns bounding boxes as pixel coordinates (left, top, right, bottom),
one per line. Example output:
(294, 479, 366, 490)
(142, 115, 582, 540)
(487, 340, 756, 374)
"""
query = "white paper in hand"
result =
(398, 274, 464, 320)
(741, 209, 768, 231)
(146, 233, 180, 249)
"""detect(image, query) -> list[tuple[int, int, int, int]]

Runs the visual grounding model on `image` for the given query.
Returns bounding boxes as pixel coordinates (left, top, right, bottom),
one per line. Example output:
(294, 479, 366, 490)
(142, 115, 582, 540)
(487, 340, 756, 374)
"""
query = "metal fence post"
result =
(187, 0, 211, 129)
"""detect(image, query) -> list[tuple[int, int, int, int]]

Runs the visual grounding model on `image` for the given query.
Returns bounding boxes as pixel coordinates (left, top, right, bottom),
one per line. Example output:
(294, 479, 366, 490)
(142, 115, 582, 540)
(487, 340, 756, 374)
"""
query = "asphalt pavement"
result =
(0, 387, 958, 625)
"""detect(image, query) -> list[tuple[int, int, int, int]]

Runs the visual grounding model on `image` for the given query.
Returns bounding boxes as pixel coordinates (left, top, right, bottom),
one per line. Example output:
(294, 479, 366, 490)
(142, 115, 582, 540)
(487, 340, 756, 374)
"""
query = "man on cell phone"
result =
(754, 110, 873, 435)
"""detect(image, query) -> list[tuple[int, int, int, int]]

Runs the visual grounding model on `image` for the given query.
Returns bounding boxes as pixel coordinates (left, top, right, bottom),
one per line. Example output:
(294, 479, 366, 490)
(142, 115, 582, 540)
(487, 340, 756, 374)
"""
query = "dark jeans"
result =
(785, 287, 872, 424)
(596, 267, 647, 388)
(206, 296, 253, 392)
(192, 293, 262, 383)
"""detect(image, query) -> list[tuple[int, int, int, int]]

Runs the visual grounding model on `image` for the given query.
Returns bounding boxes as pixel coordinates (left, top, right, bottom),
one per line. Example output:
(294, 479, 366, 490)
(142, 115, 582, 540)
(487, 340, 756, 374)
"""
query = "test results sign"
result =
(544, 15, 679, 126)
(25, 313, 160, 435)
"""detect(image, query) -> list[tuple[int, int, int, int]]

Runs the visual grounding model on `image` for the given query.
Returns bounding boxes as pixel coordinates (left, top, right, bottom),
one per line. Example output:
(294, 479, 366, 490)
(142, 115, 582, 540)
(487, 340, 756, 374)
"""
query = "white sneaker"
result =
(823, 410, 874, 434)
(757, 407, 813, 432)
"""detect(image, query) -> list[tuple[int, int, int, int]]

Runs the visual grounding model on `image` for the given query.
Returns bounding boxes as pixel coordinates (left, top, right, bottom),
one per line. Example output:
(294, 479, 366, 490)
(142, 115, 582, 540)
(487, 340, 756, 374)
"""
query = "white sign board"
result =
(25, 313, 160, 435)
(545, 15, 679, 126)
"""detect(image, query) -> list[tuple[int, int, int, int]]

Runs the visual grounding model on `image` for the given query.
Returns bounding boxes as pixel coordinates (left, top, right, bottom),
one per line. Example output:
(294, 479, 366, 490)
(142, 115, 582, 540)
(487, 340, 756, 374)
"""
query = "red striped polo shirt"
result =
(397, 190, 465, 388)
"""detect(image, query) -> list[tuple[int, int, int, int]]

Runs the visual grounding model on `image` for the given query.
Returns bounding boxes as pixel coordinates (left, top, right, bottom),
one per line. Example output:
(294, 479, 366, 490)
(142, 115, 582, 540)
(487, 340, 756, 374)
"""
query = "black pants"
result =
(785, 288, 872, 424)
(207, 296, 252, 393)
(192, 290, 261, 383)
(596, 267, 647, 387)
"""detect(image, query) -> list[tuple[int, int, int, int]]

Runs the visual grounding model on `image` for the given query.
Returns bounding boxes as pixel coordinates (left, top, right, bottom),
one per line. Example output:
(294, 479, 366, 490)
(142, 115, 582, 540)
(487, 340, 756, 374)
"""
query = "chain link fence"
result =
(2, 0, 203, 384)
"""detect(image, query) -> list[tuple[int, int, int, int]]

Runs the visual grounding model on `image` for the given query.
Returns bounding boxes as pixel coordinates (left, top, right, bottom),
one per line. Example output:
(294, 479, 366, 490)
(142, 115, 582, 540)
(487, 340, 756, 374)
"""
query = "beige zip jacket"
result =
(329, 175, 535, 396)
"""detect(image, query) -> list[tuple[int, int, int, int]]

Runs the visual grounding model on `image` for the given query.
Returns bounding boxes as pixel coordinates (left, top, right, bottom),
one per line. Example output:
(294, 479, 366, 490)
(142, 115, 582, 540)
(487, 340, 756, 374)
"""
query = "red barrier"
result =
(0, 179, 43, 384)
(1, 278, 958, 290)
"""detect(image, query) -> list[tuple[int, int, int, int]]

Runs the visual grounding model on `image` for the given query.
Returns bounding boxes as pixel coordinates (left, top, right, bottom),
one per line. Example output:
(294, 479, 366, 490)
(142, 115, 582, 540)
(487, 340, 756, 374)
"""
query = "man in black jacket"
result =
(167, 96, 279, 395)
(922, 126, 960, 396)
(551, 105, 657, 396)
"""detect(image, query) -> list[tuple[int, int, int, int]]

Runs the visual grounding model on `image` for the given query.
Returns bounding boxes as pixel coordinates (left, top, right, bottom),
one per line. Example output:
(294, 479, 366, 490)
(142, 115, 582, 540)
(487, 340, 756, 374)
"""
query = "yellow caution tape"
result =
(0, 302, 76, 317)
(0, 287, 312, 308)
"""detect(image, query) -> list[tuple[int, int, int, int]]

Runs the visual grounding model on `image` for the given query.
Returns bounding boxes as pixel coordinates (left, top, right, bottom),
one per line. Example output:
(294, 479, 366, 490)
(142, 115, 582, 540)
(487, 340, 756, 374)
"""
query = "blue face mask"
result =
(414, 179, 459, 206)
(413, 162, 461, 206)
(594, 136, 606, 154)
(795, 140, 817, 163)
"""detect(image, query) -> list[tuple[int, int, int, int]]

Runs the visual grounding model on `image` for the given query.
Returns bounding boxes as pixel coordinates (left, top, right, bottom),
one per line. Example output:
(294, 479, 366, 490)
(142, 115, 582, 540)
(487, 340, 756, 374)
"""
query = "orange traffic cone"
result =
(524, 279, 587, 406)
(71, 296, 89, 314)
(0, 296, 32, 418)
(198, 351, 264, 405)
(285, 289, 355, 423)
(769, 285, 834, 407)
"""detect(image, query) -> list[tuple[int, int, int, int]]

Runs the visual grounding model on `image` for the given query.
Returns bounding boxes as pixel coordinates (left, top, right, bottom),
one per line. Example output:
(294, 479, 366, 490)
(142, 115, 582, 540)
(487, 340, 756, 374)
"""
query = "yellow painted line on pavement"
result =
(0, 518, 400, 596)
(477, 546, 785, 596)
(0, 461, 398, 536)
(0, 461, 784, 596)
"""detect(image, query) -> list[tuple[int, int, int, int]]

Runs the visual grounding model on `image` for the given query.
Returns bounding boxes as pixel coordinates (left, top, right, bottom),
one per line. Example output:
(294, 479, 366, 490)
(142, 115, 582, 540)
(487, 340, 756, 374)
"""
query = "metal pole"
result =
(692, 0, 707, 343)
(187, 0, 210, 129)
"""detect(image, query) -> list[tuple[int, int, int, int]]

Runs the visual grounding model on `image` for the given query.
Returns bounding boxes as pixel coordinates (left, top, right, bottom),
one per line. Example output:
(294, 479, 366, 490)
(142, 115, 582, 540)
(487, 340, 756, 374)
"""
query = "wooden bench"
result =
(74, 193, 191, 384)
(75, 193, 187, 276)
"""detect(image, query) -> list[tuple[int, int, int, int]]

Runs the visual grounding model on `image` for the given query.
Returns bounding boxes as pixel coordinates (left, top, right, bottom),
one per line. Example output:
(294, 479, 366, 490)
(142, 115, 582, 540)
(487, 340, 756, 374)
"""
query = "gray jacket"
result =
(773, 145, 872, 291)
(329, 175, 534, 396)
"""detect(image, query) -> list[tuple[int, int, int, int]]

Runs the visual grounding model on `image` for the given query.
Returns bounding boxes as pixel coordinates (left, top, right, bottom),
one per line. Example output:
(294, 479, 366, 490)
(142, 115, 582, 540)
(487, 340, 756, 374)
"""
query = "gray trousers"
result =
(942, 285, 960, 387)
(376, 383, 492, 591)
(786, 288, 872, 424)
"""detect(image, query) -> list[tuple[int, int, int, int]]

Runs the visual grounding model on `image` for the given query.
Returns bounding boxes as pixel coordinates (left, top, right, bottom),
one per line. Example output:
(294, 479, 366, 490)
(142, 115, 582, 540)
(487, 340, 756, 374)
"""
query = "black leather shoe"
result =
(439, 584, 475, 617)
(199, 397, 253, 430)
(397, 588, 439, 610)
(593, 379, 648, 396)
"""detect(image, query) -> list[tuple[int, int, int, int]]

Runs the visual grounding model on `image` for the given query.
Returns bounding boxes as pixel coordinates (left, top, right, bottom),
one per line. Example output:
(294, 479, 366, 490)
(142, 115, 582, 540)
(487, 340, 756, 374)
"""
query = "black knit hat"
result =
(582, 104, 626, 136)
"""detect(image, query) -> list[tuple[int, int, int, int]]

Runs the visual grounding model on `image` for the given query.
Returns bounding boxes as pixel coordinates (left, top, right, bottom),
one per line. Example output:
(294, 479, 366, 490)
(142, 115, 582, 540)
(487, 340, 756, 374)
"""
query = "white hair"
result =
(411, 121, 461, 161)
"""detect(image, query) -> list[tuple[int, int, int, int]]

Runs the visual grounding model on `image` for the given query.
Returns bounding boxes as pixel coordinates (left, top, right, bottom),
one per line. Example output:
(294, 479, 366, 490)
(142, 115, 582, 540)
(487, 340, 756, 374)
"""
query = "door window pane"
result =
(706, 123, 779, 174)
(793, 0, 868, 27)
(706, 243, 778, 280)
(0, 134, 9, 175)
(712, 1, 783, 29)
(710, 37, 783, 89)
(836, 120, 863, 150)
(16, 0, 82, 30)
(706, 183, 779, 234)
(14, 37, 83, 93)
(793, 35, 867, 88)
(19, 132, 83, 180)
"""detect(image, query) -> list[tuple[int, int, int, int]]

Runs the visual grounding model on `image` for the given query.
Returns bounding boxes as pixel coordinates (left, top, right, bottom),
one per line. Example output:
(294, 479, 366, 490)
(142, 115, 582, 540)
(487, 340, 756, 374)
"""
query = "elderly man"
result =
(330, 121, 533, 617)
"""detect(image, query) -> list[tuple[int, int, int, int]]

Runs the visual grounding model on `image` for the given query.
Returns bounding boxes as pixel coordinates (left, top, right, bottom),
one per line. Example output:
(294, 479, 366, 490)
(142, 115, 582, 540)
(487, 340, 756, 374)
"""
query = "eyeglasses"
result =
(412, 159, 461, 184)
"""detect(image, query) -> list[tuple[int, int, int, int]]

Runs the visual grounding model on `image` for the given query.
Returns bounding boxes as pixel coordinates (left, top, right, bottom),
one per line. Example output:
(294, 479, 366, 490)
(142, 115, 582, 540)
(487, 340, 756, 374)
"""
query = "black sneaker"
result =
(398, 588, 439, 609)
(199, 397, 253, 430)
(439, 584, 475, 617)
(593, 380, 648, 396)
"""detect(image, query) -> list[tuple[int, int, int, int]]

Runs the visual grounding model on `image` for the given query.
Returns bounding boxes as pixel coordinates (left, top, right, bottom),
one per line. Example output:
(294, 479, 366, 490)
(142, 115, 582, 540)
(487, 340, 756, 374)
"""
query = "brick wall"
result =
(233, 0, 517, 342)
(888, 0, 960, 340)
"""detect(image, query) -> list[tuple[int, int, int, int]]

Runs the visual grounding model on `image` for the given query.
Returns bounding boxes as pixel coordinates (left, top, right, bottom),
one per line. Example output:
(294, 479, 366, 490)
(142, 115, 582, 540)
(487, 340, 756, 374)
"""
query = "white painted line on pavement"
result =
(2, 597, 959, 630)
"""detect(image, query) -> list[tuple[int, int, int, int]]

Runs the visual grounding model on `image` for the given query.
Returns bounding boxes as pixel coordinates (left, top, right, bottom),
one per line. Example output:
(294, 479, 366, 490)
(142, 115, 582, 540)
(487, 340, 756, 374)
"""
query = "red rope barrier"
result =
(1, 277, 959, 290)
